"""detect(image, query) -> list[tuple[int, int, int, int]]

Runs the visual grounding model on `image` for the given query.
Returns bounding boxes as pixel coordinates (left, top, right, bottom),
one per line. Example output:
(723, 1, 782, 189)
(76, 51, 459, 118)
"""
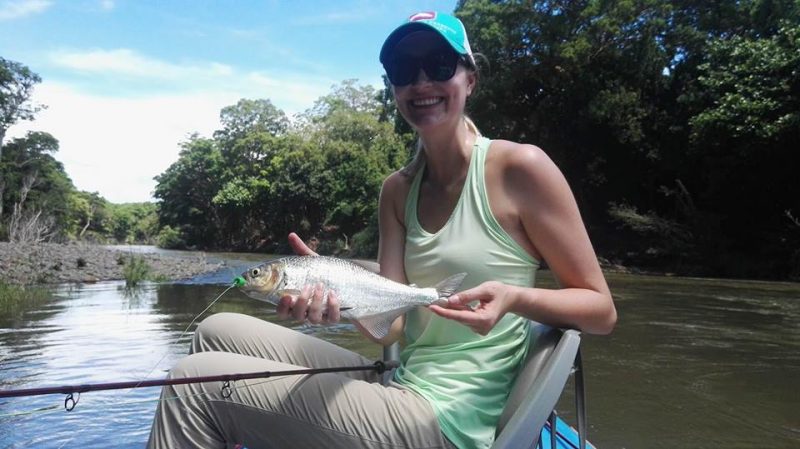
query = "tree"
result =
(0, 131, 74, 241)
(0, 58, 43, 157)
(678, 22, 800, 276)
(213, 98, 289, 145)
(453, 0, 799, 277)
(153, 136, 224, 248)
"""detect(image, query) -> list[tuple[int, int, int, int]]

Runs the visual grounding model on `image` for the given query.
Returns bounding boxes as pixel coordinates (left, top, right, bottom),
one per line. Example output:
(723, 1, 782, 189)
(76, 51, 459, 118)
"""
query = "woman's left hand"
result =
(429, 281, 518, 335)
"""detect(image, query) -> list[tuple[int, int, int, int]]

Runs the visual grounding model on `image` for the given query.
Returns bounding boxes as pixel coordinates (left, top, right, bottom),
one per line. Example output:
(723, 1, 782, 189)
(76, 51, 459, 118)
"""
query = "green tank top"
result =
(393, 136, 540, 449)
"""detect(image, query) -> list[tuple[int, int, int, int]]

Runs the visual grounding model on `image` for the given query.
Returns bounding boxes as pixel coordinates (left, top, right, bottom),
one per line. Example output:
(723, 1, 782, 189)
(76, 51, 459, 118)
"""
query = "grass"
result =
(121, 254, 169, 286)
(122, 255, 152, 287)
(0, 281, 50, 313)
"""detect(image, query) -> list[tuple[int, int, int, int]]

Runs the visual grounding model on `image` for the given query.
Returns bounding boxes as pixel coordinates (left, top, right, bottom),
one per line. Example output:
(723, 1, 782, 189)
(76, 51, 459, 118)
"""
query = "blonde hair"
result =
(400, 116, 481, 179)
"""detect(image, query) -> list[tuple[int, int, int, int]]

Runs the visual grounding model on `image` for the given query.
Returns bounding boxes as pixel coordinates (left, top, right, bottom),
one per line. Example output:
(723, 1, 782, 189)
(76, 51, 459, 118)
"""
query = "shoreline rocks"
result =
(0, 242, 222, 285)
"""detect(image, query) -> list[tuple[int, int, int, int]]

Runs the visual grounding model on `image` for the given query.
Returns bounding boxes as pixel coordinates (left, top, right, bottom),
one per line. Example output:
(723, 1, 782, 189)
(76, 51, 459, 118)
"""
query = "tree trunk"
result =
(79, 204, 96, 238)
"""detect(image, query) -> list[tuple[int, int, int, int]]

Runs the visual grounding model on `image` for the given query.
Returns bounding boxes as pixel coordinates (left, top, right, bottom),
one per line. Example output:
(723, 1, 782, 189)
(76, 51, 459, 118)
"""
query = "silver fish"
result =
(238, 255, 466, 339)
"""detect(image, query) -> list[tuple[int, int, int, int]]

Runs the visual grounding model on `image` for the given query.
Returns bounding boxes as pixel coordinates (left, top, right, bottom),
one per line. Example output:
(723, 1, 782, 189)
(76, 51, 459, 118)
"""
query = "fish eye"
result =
(251, 268, 260, 277)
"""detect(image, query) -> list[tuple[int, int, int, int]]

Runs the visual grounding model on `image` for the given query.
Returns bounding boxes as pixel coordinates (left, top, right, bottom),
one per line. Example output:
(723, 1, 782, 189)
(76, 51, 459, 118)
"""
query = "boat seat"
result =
(491, 324, 583, 449)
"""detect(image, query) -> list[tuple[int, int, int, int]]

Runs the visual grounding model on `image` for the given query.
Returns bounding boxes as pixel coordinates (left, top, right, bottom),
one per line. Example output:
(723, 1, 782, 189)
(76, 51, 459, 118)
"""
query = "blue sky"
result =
(2, 0, 458, 202)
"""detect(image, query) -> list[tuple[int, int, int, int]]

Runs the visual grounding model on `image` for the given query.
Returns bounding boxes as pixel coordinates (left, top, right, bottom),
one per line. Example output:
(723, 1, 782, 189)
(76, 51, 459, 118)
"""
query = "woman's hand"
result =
(429, 281, 518, 335)
(288, 232, 318, 256)
(276, 283, 341, 324)
(277, 234, 337, 324)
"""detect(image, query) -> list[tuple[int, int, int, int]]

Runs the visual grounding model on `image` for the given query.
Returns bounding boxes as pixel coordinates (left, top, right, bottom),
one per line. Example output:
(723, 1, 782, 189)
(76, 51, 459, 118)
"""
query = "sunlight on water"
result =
(1, 256, 798, 449)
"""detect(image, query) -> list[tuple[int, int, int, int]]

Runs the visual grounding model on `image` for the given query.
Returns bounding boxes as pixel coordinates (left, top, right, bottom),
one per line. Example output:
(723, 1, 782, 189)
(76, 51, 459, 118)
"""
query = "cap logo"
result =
(409, 11, 436, 22)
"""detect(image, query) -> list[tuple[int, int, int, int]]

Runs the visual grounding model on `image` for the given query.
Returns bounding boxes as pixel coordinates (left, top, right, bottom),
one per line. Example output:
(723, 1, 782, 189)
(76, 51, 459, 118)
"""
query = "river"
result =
(0, 249, 798, 448)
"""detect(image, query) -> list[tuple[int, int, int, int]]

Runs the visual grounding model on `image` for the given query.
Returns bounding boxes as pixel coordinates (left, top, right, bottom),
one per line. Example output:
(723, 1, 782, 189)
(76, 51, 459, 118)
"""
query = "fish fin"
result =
(356, 313, 399, 340)
(276, 289, 302, 297)
(433, 272, 467, 299)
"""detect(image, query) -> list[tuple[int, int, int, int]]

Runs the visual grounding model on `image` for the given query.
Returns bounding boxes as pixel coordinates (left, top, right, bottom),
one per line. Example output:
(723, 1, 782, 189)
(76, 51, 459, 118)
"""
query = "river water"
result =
(0, 250, 798, 448)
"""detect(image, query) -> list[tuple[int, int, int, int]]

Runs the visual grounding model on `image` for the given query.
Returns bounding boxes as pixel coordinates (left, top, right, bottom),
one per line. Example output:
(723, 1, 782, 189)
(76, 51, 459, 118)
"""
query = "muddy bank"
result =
(0, 242, 221, 285)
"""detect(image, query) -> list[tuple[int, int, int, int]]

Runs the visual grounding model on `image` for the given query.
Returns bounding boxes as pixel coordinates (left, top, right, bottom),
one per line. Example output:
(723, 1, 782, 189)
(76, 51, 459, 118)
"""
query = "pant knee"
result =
(192, 312, 244, 353)
(169, 351, 219, 379)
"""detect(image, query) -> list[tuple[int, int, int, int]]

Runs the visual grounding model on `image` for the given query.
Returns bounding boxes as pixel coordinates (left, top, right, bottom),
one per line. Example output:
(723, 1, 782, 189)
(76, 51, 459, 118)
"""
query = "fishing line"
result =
(126, 282, 237, 392)
(0, 383, 212, 420)
(0, 376, 260, 421)
(0, 361, 395, 419)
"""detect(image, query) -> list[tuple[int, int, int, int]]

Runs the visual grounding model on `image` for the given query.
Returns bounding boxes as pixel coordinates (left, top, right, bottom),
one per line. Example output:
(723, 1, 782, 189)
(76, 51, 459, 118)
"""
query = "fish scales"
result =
(280, 257, 438, 319)
(238, 255, 467, 339)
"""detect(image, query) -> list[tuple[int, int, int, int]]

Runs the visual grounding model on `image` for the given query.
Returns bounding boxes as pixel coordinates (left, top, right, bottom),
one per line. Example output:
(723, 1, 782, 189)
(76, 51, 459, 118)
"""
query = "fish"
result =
(237, 255, 466, 339)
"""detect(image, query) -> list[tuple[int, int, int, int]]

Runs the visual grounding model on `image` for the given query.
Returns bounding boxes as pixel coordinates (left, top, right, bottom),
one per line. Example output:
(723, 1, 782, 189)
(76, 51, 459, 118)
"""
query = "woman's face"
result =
(388, 32, 475, 133)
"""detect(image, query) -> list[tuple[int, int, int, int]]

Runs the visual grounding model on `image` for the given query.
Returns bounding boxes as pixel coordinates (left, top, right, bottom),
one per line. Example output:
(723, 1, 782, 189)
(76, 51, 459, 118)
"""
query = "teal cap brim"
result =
(379, 13, 472, 64)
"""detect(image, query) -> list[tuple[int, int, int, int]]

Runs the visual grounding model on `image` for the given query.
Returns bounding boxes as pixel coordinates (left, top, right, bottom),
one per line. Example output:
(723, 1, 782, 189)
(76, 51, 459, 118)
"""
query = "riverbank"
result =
(0, 242, 222, 285)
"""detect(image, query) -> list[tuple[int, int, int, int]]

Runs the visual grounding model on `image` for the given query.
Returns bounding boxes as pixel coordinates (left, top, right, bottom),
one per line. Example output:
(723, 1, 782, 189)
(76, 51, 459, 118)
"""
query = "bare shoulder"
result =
(380, 170, 413, 224)
(487, 139, 561, 189)
(381, 170, 412, 202)
(382, 170, 410, 193)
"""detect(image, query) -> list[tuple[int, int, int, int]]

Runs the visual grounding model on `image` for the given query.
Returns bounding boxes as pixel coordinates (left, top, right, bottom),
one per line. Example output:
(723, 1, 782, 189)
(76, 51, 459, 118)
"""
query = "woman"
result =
(147, 11, 615, 449)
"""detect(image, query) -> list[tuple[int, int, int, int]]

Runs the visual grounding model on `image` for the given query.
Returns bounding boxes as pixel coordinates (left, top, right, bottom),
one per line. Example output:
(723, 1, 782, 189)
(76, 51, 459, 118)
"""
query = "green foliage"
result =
(689, 23, 799, 146)
(4, 2, 797, 278)
(0, 57, 44, 148)
(0, 131, 74, 241)
(121, 255, 151, 287)
(455, 0, 799, 278)
(0, 280, 49, 313)
(156, 225, 186, 249)
(214, 98, 289, 144)
(608, 202, 694, 266)
(153, 80, 407, 255)
(106, 202, 159, 243)
(154, 136, 224, 247)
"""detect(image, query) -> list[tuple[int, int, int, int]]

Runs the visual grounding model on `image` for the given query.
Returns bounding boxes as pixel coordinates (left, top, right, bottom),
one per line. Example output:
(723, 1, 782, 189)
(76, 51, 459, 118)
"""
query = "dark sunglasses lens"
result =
(423, 51, 459, 81)
(385, 51, 460, 86)
(386, 58, 418, 86)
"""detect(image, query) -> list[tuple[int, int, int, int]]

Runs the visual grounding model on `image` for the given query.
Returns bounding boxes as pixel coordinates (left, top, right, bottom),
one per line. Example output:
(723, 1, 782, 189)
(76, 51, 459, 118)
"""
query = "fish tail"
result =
(433, 272, 467, 299)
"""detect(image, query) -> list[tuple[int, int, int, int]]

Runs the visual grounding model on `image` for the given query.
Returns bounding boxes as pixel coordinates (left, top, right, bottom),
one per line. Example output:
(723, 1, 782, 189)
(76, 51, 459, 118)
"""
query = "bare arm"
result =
(431, 144, 616, 335)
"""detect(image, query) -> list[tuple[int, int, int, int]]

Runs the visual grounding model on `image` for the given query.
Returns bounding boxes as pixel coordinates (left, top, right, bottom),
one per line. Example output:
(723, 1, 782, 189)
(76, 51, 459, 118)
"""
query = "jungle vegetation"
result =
(2, 0, 798, 280)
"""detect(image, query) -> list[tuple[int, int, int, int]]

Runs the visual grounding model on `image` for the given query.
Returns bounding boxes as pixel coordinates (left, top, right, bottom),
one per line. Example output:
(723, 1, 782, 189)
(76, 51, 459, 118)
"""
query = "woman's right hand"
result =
(278, 233, 339, 324)
(276, 283, 341, 324)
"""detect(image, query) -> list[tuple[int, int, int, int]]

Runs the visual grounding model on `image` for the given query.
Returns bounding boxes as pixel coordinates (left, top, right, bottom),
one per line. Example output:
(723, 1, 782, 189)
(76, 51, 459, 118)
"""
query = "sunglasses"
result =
(383, 50, 467, 87)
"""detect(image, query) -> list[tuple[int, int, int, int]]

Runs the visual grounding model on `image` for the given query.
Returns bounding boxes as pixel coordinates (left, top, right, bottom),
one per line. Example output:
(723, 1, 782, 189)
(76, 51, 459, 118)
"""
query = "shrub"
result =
(0, 281, 50, 312)
(122, 255, 151, 287)
(156, 225, 186, 249)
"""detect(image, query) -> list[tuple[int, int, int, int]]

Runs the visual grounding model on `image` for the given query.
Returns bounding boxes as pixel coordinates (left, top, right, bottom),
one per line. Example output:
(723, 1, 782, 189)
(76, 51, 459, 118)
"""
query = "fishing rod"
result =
(0, 360, 399, 412)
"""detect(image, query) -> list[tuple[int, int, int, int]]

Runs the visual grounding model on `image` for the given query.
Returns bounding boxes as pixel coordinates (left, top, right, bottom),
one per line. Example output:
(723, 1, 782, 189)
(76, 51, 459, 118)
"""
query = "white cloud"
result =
(0, 0, 51, 20)
(50, 48, 234, 81)
(7, 82, 231, 203)
(99, 0, 114, 11)
(5, 50, 340, 203)
(46, 48, 334, 106)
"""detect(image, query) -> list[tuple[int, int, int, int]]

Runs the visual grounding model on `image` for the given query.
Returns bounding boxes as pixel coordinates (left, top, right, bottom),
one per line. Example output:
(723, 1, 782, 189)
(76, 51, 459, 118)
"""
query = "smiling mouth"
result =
(411, 97, 444, 107)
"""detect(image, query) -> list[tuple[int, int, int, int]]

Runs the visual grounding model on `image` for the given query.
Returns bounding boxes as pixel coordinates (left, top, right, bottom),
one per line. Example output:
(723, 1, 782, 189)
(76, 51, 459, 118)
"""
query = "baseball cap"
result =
(379, 11, 475, 66)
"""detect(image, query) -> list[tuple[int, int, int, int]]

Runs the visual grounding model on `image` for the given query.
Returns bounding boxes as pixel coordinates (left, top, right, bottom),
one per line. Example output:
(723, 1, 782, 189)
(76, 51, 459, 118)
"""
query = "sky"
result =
(1, 0, 458, 203)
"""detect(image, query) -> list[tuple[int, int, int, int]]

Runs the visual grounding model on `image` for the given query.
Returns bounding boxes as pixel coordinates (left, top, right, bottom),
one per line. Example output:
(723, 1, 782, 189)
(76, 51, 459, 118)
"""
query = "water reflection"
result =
(0, 267, 798, 448)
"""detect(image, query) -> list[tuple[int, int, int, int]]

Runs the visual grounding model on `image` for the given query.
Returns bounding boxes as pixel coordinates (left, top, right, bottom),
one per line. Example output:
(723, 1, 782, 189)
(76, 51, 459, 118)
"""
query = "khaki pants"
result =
(147, 313, 455, 449)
